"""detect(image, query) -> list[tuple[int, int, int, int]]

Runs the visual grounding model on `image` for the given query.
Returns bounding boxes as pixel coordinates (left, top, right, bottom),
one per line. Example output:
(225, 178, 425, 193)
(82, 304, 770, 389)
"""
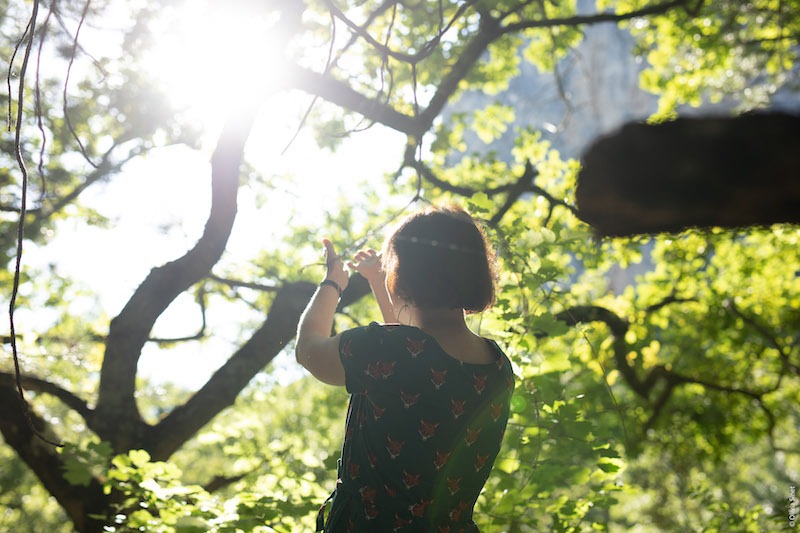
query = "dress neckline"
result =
(377, 322, 503, 367)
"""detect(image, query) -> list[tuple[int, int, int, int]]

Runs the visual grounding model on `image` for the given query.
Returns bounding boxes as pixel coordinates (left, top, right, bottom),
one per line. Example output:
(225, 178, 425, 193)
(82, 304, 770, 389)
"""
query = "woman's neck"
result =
(404, 307, 468, 332)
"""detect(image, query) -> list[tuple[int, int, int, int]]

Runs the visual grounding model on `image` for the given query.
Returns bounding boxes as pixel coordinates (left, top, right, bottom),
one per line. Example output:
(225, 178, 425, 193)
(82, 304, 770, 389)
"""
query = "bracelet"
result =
(319, 279, 343, 298)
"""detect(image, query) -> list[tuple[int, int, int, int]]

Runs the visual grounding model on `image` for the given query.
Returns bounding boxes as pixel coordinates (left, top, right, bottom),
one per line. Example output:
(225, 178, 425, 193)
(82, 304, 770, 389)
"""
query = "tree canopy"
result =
(1, 0, 798, 531)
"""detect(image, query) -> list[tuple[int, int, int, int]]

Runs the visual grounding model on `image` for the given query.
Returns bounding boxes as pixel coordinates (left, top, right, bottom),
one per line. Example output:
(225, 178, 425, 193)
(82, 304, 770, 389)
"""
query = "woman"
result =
(296, 204, 514, 532)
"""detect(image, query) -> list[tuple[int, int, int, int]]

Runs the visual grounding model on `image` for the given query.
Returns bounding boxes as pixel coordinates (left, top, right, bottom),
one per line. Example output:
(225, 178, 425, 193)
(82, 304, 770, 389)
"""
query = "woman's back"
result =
(424, 327, 497, 365)
(326, 323, 514, 531)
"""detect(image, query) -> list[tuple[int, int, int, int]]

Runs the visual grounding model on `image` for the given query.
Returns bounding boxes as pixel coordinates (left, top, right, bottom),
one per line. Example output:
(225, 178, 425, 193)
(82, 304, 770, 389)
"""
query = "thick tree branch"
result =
(552, 303, 775, 438)
(287, 3, 690, 146)
(286, 64, 418, 135)
(0, 384, 106, 533)
(94, 108, 257, 452)
(285, 7, 501, 140)
(642, 364, 775, 436)
(419, 2, 689, 137)
(662, 367, 764, 399)
(643, 380, 676, 430)
(552, 305, 649, 398)
(418, 16, 502, 136)
(0, 372, 93, 426)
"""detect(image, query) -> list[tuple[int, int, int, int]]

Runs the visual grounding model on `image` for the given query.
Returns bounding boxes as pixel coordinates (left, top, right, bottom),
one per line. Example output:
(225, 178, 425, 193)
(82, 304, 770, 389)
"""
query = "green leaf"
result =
(468, 191, 494, 213)
(63, 456, 93, 487)
(529, 313, 570, 337)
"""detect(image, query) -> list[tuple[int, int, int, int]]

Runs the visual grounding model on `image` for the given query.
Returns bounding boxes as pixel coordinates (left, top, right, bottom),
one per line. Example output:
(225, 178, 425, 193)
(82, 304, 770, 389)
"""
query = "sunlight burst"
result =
(145, 0, 284, 121)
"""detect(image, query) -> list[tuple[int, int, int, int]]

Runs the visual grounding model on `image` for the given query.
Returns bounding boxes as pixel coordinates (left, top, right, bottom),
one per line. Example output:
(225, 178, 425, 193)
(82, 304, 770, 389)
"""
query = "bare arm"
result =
(349, 248, 396, 323)
(295, 239, 347, 386)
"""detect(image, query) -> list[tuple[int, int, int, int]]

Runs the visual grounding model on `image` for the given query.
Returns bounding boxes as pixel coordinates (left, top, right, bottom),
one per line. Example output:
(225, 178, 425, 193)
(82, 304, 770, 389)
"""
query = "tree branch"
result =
(289, 5, 502, 140)
(146, 275, 374, 461)
(208, 273, 280, 292)
(490, 161, 539, 225)
(501, 0, 689, 34)
(644, 294, 697, 314)
(94, 108, 257, 452)
(39, 142, 144, 219)
(663, 368, 764, 399)
(407, 152, 579, 221)
(0, 372, 93, 427)
(551, 305, 654, 399)
(145, 282, 315, 460)
(406, 152, 524, 196)
(723, 298, 797, 374)
(323, 0, 480, 64)
(285, 1, 689, 145)
(286, 64, 418, 135)
(643, 379, 676, 430)
(147, 286, 208, 344)
(203, 471, 250, 494)
(418, 15, 502, 136)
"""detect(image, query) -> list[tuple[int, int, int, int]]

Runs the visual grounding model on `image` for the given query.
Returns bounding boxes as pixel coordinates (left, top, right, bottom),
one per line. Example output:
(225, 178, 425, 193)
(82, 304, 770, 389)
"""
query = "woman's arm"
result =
(295, 239, 347, 386)
(349, 248, 396, 323)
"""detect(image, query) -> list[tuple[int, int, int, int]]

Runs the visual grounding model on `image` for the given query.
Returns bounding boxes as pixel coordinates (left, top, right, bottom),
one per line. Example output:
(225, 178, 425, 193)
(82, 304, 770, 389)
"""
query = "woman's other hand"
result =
(349, 247, 395, 323)
(348, 248, 384, 282)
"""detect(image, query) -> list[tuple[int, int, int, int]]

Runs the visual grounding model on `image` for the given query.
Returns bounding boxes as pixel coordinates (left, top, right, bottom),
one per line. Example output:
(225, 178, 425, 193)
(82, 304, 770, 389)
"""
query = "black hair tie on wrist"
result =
(320, 279, 343, 298)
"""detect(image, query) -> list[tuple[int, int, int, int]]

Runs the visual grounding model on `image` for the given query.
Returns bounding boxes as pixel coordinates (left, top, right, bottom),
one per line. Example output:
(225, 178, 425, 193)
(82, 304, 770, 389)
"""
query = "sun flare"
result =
(145, 0, 285, 121)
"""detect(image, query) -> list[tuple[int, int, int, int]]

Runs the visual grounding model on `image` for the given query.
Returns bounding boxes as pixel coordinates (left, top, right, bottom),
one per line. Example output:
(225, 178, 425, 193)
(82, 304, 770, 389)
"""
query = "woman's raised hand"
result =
(348, 248, 383, 282)
(322, 239, 349, 290)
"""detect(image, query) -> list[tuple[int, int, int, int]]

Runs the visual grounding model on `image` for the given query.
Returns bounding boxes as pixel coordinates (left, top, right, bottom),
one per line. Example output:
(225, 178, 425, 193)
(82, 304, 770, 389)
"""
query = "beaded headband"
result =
(394, 234, 483, 255)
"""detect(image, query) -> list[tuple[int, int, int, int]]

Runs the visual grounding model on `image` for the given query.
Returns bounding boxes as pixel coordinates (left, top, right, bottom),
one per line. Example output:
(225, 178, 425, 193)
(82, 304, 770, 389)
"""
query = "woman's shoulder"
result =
(352, 322, 427, 337)
(341, 322, 424, 346)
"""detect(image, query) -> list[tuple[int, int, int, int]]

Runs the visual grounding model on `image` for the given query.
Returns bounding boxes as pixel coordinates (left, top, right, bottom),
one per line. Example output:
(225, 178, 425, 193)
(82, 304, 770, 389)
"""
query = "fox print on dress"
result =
(400, 389, 421, 408)
(430, 368, 448, 389)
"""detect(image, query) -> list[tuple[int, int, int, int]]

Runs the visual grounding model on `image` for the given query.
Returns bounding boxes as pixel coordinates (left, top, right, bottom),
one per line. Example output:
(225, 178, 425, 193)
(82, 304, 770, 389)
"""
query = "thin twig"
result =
(9, 0, 62, 448)
(62, 0, 99, 168)
(7, 7, 34, 130)
(208, 273, 280, 292)
(322, 0, 479, 64)
(281, 5, 338, 155)
(35, 4, 56, 203)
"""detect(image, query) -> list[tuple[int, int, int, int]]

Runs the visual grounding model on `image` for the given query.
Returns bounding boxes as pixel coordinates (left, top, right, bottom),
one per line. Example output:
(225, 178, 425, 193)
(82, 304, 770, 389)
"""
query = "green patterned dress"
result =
(318, 322, 514, 532)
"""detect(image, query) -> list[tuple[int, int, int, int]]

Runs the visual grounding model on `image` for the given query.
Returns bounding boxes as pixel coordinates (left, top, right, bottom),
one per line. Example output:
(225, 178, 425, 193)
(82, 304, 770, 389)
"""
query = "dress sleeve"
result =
(338, 322, 388, 394)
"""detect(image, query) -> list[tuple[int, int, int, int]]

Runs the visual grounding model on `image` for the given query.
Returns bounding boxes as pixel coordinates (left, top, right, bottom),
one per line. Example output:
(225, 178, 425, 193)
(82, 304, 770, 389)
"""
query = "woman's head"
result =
(381, 204, 498, 314)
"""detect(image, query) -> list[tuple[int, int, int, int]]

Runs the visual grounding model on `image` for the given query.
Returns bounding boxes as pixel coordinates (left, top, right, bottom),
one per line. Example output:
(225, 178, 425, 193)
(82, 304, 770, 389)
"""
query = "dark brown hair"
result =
(381, 204, 498, 313)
